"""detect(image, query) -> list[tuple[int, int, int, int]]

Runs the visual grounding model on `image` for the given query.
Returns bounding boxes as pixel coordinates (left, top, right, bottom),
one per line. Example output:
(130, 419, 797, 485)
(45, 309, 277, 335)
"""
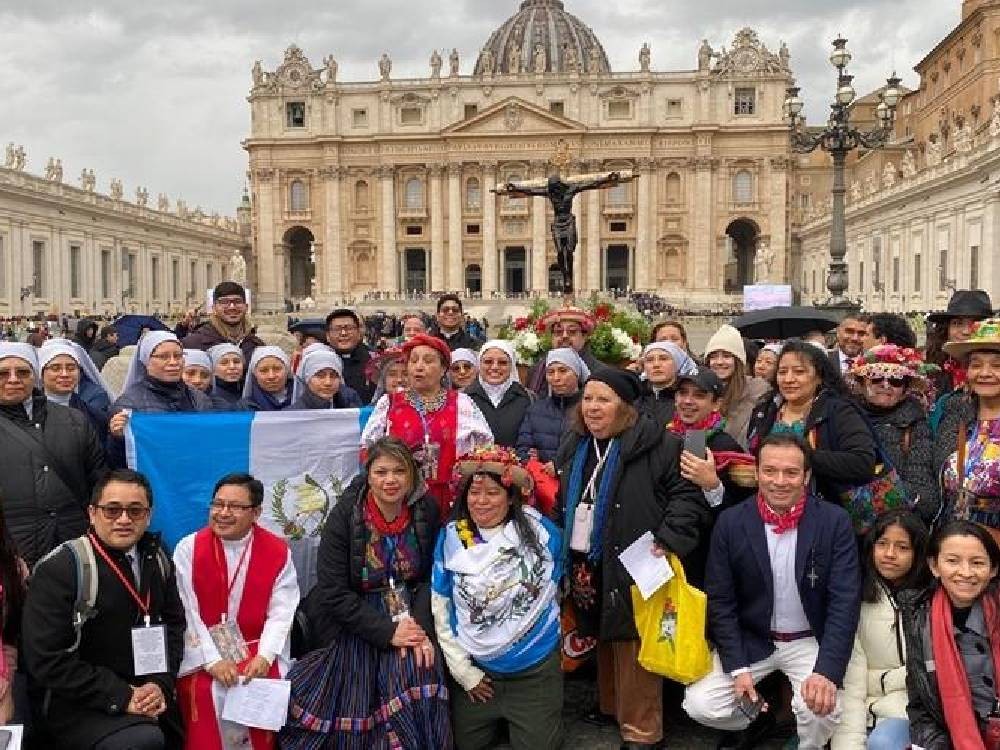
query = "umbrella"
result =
(112, 315, 170, 347)
(732, 306, 842, 340)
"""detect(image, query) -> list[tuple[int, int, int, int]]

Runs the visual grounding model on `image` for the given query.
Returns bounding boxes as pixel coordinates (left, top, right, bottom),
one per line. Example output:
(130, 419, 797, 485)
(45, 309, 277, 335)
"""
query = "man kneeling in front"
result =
(23, 469, 185, 749)
(682, 433, 861, 750)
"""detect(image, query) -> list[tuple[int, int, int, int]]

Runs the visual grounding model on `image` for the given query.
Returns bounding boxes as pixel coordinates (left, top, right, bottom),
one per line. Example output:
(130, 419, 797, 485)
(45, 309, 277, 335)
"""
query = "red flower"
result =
(630, 334, 639, 344)
(594, 303, 612, 322)
(514, 317, 529, 331)
(534, 320, 548, 334)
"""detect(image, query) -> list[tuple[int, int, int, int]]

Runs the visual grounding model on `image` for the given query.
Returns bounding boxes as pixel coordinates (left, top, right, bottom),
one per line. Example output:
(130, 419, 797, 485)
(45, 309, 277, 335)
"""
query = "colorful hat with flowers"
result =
(364, 345, 405, 383)
(539, 305, 596, 334)
(849, 344, 939, 382)
(943, 318, 1000, 361)
(452, 445, 534, 499)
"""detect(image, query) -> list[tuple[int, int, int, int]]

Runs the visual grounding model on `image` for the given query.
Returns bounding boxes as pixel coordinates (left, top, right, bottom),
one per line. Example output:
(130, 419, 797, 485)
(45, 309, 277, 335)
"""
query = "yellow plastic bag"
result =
(630, 553, 712, 685)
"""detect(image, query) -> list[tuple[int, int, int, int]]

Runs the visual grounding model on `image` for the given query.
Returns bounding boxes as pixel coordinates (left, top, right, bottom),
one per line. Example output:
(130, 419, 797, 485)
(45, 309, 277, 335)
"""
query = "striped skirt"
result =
(279, 594, 452, 750)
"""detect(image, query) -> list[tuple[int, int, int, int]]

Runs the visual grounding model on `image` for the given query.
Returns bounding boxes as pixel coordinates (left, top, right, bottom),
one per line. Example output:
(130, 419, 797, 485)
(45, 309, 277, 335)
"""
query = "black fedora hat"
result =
(926, 289, 993, 323)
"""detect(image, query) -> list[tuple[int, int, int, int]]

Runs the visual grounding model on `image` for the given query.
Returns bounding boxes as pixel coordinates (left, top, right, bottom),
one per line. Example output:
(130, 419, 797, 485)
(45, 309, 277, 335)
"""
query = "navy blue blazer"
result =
(705, 495, 861, 686)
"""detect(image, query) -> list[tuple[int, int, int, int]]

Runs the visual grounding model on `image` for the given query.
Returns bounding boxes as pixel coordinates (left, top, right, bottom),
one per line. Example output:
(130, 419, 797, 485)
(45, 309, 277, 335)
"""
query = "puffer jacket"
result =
(0, 395, 107, 566)
(466, 380, 533, 448)
(831, 586, 910, 750)
(861, 395, 940, 525)
(303, 475, 440, 651)
(555, 413, 709, 641)
(515, 391, 581, 463)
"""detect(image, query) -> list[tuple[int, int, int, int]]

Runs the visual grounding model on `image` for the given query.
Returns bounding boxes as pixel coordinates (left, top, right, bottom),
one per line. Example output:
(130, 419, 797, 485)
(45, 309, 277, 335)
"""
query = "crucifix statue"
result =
(492, 140, 634, 296)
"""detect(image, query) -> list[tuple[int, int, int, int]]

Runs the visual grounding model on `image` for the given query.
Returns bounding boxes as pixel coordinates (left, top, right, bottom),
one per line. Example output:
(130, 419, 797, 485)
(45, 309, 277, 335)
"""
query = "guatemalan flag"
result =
(125, 408, 372, 592)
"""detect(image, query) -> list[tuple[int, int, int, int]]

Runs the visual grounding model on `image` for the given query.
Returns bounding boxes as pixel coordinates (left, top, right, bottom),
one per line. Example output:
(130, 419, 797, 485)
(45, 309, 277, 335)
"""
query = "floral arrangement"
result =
(498, 299, 553, 366)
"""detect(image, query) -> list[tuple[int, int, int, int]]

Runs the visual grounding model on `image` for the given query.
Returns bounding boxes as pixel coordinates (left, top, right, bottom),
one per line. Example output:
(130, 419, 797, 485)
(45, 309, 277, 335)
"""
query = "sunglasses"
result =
(869, 376, 907, 388)
(93, 504, 151, 521)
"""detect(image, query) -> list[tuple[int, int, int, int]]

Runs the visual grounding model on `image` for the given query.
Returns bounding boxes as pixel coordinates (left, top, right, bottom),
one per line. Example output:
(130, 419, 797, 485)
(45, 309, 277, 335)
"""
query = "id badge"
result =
(956, 488, 974, 520)
(570, 502, 595, 553)
(384, 579, 411, 623)
(208, 619, 249, 664)
(418, 442, 441, 481)
(131, 625, 168, 676)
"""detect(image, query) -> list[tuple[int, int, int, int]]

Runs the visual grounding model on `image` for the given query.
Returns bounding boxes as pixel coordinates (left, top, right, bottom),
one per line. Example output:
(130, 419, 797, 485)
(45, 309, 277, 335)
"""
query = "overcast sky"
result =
(0, 0, 955, 215)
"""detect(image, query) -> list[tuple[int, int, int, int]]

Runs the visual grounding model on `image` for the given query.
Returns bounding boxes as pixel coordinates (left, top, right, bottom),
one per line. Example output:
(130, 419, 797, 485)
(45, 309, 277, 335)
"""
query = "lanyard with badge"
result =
(412, 400, 441, 483)
(88, 533, 168, 676)
(570, 438, 614, 553)
(382, 535, 411, 622)
(207, 536, 252, 663)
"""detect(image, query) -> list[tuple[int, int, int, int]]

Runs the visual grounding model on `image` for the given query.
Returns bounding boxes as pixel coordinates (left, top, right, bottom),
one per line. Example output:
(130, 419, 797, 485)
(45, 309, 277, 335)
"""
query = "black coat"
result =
(290, 383, 363, 411)
(304, 477, 440, 651)
(177, 319, 265, 364)
(433, 327, 484, 352)
(747, 388, 877, 505)
(0, 396, 107, 566)
(332, 343, 376, 404)
(465, 380, 533, 448)
(932, 392, 978, 505)
(706, 495, 861, 686)
(22, 532, 186, 749)
(635, 383, 677, 427)
(861, 395, 940, 525)
(89, 339, 120, 371)
(900, 587, 951, 749)
(515, 391, 581, 463)
(555, 414, 710, 641)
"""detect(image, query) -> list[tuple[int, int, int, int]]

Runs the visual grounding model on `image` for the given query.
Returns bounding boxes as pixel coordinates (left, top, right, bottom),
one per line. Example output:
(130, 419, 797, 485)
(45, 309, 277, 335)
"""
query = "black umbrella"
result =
(732, 306, 842, 340)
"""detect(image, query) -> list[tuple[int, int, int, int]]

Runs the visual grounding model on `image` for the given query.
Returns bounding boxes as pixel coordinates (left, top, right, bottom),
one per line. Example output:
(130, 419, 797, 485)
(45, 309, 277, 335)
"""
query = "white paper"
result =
(131, 625, 168, 676)
(618, 531, 674, 600)
(221, 678, 291, 731)
(0, 725, 23, 750)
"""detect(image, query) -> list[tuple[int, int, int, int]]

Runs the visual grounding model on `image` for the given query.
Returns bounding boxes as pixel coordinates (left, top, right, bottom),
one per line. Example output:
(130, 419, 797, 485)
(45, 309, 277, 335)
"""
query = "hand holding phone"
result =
(683, 430, 708, 460)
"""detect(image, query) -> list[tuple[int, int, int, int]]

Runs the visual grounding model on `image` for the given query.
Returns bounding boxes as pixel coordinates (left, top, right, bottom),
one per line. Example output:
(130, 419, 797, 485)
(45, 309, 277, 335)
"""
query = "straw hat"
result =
(943, 318, 1000, 361)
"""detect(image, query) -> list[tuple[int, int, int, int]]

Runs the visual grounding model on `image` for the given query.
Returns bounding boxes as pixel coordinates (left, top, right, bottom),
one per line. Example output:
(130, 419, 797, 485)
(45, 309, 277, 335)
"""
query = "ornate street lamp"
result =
(784, 36, 901, 307)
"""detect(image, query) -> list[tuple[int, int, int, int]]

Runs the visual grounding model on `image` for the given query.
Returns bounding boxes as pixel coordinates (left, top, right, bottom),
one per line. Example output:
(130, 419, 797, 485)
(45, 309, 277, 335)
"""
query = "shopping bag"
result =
(630, 553, 712, 684)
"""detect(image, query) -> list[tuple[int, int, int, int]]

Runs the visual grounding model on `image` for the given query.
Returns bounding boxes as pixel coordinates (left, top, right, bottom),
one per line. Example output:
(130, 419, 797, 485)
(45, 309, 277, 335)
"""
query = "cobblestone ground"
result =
(496, 672, 790, 749)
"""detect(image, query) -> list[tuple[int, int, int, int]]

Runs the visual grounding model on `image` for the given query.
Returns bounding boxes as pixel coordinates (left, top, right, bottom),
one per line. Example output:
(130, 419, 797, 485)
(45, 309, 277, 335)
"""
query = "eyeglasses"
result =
(45, 363, 79, 375)
(93, 504, 151, 521)
(869, 376, 907, 388)
(552, 327, 583, 336)
(214, 297, 246, 308)
(148, 352, 184, 362)
(481, 358, 510, 369)
(439, 306, 461, 314)
(328, 324, 358, 333)
(209, 500, 256, 513)
(0, 368, 33, 380)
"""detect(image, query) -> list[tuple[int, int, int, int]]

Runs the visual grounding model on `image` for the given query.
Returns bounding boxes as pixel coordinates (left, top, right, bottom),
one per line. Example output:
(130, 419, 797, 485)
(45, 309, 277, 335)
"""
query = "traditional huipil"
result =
(174, 524, 299, 749)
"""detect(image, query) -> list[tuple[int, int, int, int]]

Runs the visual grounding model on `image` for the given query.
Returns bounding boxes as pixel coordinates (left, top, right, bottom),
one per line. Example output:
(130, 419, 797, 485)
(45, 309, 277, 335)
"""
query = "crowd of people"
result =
(0, 280, 999, 749)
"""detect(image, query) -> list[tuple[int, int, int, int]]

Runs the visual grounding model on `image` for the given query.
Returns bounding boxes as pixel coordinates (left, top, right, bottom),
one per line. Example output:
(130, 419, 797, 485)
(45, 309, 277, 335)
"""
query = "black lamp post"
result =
(784, 36, 902, 308)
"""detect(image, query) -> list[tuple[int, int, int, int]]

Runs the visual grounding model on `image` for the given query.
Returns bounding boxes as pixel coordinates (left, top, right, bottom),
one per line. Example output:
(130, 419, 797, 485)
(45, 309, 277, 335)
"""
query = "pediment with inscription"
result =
(444, 97, 586, 136)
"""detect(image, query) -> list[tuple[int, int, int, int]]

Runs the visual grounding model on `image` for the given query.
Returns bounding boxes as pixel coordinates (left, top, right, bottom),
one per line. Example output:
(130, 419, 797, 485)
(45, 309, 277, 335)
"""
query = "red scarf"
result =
(364, 491, 411, 536)
(756, 493, 806, 534)
(667, 410, 724, 438)
(930, 587, 1000, 750)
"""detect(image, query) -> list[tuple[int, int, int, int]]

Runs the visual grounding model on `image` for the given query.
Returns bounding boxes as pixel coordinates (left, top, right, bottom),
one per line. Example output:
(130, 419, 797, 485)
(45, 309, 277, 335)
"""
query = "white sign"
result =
(743, 285, 793, 311)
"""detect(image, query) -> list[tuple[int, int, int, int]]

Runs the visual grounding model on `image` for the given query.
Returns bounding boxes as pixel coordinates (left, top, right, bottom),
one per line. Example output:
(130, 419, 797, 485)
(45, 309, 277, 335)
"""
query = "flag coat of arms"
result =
(126, 408, 371, 592)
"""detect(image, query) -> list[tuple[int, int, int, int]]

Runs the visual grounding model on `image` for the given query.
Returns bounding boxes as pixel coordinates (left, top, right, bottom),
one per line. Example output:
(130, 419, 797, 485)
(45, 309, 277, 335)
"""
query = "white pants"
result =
(682, 638, 842, 750)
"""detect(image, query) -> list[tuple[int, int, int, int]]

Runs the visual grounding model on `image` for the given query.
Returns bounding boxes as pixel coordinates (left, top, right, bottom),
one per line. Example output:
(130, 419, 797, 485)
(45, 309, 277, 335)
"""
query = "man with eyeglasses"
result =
(177, 281, 265, 362)
(173, 473, 298, 749)
(23, 469, 186, 749)
(433, 294, 484, 352)
(0, 342, 107, 567)
(325, 308, 376, 403)
(526, 306, 607, 395)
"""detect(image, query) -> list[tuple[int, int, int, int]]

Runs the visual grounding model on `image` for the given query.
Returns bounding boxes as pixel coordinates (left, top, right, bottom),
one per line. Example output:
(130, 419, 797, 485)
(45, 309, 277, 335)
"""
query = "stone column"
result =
(447, 163, 463, 291)
(481, 162, 497, 296)
(691, 157, 715, 290)
(635, 158, 654, 291)
(252, 167, 281, 311)
(586, 179, 601, 292)
(378, 165, 398, 293)
(768, 156, 789, 283)
(530, 160, 548, 294)
(322, 166, 343, 301)
(429, 163, 446, 292)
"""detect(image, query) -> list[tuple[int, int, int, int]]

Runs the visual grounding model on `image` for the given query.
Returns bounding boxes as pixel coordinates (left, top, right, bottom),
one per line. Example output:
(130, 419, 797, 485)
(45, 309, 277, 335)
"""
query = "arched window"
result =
(289, 180, 308, 211)
(355, 180, 369, 210)
(665, 172, 681, 203)
(404, 178, 424, 210)
(465, 177, 481, 209)
(732, 170, 753, 204)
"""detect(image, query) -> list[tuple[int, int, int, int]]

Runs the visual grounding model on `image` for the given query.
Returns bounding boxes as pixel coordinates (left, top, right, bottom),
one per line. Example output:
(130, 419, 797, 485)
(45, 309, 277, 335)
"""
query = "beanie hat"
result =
(704, 324, 747, 365)
(588, 368, 642, 404)
(213, 281, 247, 301)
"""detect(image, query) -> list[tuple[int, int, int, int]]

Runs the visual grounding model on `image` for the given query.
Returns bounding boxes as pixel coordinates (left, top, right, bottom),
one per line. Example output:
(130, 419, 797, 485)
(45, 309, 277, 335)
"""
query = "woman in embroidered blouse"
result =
(362, 333, 493, 516)
(242, 345, 293, 411)
(431, 448, 563, 750)
(281, 437, 451, 749)
(935, 319, 1000, 537)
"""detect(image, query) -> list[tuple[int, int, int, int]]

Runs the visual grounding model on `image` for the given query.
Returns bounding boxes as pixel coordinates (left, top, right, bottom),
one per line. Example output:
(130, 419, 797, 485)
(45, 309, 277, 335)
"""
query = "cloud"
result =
(0, 0, 957, 213)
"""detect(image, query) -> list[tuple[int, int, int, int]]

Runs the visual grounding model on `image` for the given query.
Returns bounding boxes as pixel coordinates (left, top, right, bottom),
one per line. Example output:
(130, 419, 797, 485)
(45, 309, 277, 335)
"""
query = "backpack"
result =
(34, 535, 170, 652)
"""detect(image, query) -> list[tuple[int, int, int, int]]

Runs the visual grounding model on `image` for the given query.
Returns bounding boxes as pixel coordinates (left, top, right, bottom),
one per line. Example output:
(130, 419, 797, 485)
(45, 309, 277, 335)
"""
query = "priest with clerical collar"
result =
(174, 473, 299, 750)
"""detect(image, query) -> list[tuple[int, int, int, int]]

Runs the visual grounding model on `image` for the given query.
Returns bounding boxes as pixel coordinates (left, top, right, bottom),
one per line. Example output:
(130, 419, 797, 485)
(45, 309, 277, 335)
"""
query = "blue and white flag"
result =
(125, 408, 372, 592)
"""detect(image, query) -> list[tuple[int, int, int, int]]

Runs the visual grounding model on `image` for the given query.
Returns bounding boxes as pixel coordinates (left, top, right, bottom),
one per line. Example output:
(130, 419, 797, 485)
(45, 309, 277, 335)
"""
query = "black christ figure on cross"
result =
(495, 170, 630, 296)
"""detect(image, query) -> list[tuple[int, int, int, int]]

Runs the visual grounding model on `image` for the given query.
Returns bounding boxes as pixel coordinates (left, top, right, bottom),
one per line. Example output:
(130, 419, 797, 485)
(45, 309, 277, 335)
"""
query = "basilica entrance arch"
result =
(605, 245, 630, 291)
(724, 218, 758, 292)
(503, 247, 526, 294)
(283, 226, 315, 299)
(404, 248, 427, 293)
(465, 264, 482, 295)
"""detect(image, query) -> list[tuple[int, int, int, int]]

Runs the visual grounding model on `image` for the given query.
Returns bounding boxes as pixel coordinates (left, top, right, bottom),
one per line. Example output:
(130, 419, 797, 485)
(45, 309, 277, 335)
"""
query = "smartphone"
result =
(735, 693, 767, 722)
(683, 429, 708, 460)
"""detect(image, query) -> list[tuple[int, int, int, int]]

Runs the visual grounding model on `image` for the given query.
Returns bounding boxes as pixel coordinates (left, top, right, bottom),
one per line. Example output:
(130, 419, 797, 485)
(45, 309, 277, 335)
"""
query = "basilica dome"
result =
(474, 0, 611, 76)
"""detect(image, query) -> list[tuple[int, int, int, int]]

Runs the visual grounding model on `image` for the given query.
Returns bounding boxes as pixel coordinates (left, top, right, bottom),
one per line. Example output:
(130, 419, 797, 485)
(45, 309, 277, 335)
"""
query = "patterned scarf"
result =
(667, 410, 725, 439)
(562, 437, 622, 563)
(756, 492, 806, 534)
